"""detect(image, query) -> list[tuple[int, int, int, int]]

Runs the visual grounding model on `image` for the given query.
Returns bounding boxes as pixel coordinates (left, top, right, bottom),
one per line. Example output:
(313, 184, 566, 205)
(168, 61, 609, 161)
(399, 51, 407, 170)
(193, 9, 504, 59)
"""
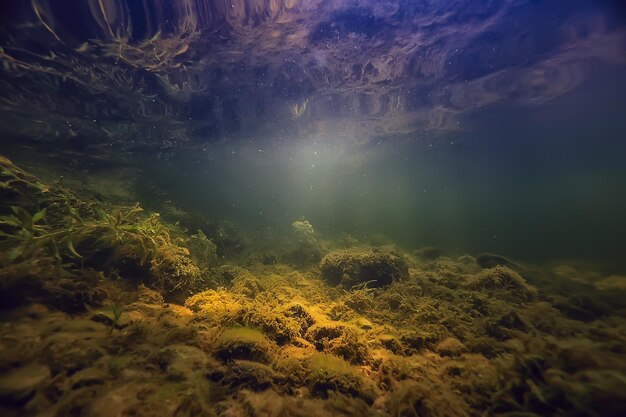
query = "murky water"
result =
(1, 2, 625, 417)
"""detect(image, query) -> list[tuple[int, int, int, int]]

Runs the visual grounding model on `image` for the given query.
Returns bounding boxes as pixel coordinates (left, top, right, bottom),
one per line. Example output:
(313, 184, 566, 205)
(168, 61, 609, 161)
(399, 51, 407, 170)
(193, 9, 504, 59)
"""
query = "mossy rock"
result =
(0, 364, 50, 406)
(224, 304, 301, 344)
(399, 326, 445, 353)
(153, 344, 212, 381)
(282, 303, 316, 334)
(475, 253, 518, 269)
(306, 353, 376, 404)
(377, 334, 404, 355)
(208, 359, 279, 391)
(230, 274, 266, 298)
(214, 327, 275, 363)
(467, 266, 537, 301)
(386, 380, 471, 417)
(43, 334, 105, 375)
(435, 337, 467, 357)
(320, 249, 408, 288)
(414, 247, 443, 260)
(305, 322, 348, 350)
(184, 289, 241, 318)
(326, 328, 371, 365)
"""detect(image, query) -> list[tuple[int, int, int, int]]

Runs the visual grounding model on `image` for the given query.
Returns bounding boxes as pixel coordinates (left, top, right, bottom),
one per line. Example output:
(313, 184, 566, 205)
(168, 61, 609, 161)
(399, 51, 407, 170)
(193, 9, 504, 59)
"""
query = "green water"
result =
(124, 69, 626, 268)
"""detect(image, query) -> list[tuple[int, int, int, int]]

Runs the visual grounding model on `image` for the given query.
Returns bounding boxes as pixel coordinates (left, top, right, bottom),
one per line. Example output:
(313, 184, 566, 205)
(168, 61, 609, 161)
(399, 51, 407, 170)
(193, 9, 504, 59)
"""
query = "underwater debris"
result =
(320, 249, 409, 288)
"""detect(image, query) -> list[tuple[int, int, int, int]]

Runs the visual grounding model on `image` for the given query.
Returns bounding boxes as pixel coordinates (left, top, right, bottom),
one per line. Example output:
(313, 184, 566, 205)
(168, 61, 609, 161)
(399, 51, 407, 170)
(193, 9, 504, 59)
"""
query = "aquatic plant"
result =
(289, 99, 308, 118)
(0, 156, 204, 303)
(109, 302, 124, 334)
(286, 218, 323, 266)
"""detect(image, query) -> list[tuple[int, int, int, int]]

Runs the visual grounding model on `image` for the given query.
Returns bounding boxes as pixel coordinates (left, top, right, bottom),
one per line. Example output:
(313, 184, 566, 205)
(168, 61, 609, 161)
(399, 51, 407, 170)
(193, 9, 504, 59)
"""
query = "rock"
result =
(209, 359, 279, 391)
(326, 327, 370, 365)
(282, 303, 316, 334)
(220, 265, 256, 285)
(90, 286, 110, 305)
(230, 274, 266, 298)
(86, 381, 214, 417)
(595, 275, 626, 291)
(43, 334, 104, 375)
(214, 327, 275, 364)
(126, 301, 162, 317)
(467, 266, 537, 301)
(0, 274, 44, 310)
(305, 322, 348, 350)
(116, 309, 146, 328)
(320, 249, 408, 288)
(225, 305, 301, 344)
(46, 318, 107, 339)
(457, 255, 476, 265)
(154, 344, 212, 381)
(90, 307, 144, 329)
(386, 380, 471, 417)
(415, 247, 443, 260)
(435, 337, 467, 357)
(399, 326, 445, 353)
(351, 317, 374, 330)
(24, 303, 50, 319)
(377, 334, 403, 355)
(184, 289, 240, 317)
(69, 367, 108, 389)
(306, 353, 376, 404)
(0, 364, 50, 406)
(475, 253, 517, 269)
(137, 284, 164, 305)
(91, 311, 115, 327)
(554, 294, 611, 321)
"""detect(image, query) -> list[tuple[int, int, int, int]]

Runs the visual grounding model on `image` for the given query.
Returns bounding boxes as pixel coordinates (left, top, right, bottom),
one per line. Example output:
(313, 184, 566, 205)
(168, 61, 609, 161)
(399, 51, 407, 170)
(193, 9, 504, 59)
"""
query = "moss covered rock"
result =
(468, 266, 537, 301)
(306, 353, 376, 404)
(214, 327, 275, 364)
(320, 249, 408, 288)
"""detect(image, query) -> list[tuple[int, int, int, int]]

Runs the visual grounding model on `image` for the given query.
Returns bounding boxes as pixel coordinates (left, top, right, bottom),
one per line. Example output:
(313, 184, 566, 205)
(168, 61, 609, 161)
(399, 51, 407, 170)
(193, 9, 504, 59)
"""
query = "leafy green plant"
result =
(109, 302, 124, 334)
(0, 155, 202, 294)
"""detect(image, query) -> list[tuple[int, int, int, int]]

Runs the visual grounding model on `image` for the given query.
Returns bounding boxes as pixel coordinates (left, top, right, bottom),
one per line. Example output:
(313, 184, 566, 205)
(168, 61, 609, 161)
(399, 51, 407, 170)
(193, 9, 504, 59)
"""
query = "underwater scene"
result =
(1, 1, 626, 416)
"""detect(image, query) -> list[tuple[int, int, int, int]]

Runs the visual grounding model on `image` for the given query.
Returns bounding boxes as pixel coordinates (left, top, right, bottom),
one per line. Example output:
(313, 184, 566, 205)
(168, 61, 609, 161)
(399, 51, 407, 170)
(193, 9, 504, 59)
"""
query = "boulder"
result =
(320, 249, 408, 288)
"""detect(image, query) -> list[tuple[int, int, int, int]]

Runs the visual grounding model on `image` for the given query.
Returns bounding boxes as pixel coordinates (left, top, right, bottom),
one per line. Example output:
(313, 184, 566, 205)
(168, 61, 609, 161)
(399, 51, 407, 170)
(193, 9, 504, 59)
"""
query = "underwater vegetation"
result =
(0, 156, 625, 417)
(0, 156, 218, 309)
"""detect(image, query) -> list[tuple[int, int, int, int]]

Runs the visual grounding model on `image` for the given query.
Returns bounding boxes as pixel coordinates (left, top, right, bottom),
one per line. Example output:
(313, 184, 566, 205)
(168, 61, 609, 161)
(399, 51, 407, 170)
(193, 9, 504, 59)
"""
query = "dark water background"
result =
(2, 0, 626, 270)
(133, 66, 626, 268)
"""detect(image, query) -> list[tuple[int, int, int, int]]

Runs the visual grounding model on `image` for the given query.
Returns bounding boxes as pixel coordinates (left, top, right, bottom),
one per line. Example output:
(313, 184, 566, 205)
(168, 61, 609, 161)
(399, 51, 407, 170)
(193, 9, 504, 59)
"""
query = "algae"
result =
(0, 157, 625, 417)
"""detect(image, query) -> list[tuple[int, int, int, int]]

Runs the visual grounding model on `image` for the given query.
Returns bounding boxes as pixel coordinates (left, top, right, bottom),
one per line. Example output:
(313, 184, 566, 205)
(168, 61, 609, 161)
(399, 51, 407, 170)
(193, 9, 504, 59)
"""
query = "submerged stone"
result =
(0, 364, 50, 406)
(214, 327, 275, 364)
(468, 266, 537, 301)
(306, 353, 376, 404)
(475, 253, 517, 269)
(320, 249, 408, 288)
